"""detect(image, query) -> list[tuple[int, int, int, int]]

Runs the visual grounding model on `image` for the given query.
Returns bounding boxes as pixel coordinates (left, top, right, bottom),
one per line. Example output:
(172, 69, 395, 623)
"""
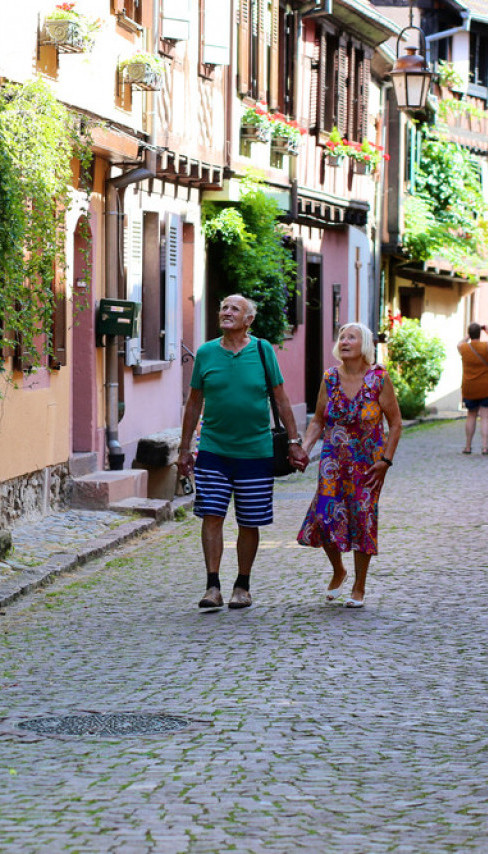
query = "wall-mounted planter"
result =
(325, 153, 345, 168)
(43, 18, 85, 52)
(352, 160, 372, 175)
(241, 123, 271, 144)
(271, 135, 299, 156)
(123, 62, 162, 91)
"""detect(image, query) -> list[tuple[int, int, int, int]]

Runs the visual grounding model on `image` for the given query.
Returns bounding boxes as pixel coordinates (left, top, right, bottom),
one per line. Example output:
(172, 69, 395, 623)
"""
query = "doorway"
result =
(305, 256, 323, 412)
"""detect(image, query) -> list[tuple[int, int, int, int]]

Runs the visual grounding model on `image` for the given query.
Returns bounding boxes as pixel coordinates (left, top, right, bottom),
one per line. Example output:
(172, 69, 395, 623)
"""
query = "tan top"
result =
(459, 341, 488, 399)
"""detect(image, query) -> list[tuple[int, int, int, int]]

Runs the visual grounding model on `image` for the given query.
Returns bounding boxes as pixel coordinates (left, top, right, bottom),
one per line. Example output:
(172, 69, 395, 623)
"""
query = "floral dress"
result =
(297, 365, 386, 555)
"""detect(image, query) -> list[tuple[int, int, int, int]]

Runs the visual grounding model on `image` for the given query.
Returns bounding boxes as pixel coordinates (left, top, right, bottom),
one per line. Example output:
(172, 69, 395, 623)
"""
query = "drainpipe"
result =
(425, 12, 471, 64)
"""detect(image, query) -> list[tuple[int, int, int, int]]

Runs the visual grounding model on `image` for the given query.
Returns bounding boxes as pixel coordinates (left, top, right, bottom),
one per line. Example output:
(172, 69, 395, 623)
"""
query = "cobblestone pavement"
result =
(1, 418, 488, 853)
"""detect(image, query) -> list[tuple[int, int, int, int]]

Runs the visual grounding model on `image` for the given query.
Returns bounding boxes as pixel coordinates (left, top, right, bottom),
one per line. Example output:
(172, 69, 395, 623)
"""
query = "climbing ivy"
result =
(403, 126, 488, 282)
(0, 78, 93, 378)
(202, 172, 296, 345)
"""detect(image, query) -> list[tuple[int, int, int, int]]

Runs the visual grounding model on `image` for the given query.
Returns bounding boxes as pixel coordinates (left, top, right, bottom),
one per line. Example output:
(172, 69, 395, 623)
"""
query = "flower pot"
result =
(241, 123, 271, 144)
(43, 18, 85, 52)
(124, 62, 162, 91)
(326, 153, 344, 168)
(271, 135, 299, 156)
(352, 160, 372, 175)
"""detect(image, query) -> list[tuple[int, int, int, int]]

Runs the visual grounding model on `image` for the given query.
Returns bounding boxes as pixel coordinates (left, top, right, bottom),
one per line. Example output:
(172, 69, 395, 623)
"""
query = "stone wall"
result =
(0, 464, 70, 525)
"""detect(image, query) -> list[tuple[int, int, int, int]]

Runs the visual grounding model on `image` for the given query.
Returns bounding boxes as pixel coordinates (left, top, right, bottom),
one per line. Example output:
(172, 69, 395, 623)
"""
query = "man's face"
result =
(219, 297, 250, 333)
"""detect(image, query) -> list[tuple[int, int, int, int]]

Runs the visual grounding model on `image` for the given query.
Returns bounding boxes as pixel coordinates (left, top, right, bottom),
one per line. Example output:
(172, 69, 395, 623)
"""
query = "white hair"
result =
(220, 294, 257, 322)
(332, 323, 375, 365)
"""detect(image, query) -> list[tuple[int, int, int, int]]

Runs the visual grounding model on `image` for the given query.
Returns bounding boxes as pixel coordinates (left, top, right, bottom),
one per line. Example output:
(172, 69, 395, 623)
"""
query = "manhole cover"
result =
(17, 712, 190, 737)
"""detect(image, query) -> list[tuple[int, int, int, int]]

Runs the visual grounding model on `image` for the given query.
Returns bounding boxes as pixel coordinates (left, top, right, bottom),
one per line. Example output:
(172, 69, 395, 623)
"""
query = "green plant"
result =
(270, 113, 306, 145)
(437, 60, 463, 90)
(403, 126, 487, 280)
(0, 79, 94, 383)
(242, 101, 272, 131)
(386, 318, 445, 418)
(119, 52, 165, 74)
(324, 127, 389, 169)
(203, 171, 296, 345)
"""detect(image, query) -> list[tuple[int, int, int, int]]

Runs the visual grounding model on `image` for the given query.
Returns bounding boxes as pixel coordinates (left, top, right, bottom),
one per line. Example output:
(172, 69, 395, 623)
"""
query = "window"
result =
(332, 283, 341, 340)
(311, 26, 370, 141)
(237, 0, 281, 108)
(199, 0, 231, 78)
(160, 0, 191, 41)
(470, 31, 488, 94)
(112, 0, 142, 29)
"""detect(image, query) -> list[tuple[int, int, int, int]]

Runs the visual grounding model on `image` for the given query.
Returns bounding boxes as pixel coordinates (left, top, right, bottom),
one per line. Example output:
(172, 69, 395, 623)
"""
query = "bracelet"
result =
(381, 455, 393, 467)
(288, 437, 302, 446)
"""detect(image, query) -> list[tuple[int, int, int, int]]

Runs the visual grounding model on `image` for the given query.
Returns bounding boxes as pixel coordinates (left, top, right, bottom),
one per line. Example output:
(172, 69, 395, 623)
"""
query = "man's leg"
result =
(228, 526, 259, 609)
(199, 515, 225, 608)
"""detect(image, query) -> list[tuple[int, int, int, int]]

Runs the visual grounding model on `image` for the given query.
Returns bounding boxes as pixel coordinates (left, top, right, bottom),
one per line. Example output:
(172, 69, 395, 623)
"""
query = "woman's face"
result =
(338, 326, 363, 360)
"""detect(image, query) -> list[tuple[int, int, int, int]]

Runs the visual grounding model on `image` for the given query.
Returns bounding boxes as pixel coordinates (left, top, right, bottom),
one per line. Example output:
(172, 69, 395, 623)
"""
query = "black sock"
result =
(207, 573, 220, 590)
(234, 574, 250, 591)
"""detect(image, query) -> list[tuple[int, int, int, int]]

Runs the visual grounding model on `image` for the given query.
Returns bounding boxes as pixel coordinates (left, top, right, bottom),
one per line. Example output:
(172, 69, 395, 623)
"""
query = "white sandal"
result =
(326, 574, 348, 601)
(345, 597, 364, 608)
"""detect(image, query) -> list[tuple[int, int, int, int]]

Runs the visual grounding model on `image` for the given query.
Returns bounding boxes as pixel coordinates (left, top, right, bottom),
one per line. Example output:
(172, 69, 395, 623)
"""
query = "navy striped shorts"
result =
(194, 450, 274, 527)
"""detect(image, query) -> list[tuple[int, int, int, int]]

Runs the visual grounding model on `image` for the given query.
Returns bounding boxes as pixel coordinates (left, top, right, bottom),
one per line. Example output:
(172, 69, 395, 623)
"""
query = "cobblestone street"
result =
(1, 418, 487, 853)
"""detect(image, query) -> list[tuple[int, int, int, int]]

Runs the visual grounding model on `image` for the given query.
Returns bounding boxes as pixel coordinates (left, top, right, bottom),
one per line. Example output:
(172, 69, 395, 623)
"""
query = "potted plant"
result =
(324, 127, 347, 166)
(270, 114, 306, 156)
(241, 102, 272, 143)
(119, 52, 165, 91)
(43, 3, 102, 52)
(437, 60, 464, 93)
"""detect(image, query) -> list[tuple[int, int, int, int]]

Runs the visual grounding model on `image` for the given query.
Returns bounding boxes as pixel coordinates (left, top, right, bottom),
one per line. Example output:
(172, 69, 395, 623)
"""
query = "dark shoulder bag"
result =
(257, 339, 294, 477)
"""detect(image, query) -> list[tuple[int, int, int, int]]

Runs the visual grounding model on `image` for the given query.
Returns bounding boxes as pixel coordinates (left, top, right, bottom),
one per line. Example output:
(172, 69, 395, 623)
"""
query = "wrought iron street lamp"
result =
(390, 1, 432, 111)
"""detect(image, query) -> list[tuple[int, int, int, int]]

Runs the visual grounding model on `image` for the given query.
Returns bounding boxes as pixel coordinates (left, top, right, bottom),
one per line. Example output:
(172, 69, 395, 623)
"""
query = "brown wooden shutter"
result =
(111, 0, 125, 14)
(310, 31, 320, 131)
(347, 43, 356, 141)
(50, 288, 67, 368)
(336, 37, 348, 136)
(140, 0, 153, 29)
(257, 0, 267, 102)
(269, 0, 279, 109)
(238, 0, 251, 96)
(361, 53, 371, 140)
(317, 25, 326, 132)
(324, 33, 337, 131)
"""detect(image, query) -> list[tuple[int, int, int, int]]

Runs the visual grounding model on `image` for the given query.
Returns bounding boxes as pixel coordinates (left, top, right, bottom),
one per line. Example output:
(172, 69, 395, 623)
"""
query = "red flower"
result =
(384, 153, 390, 161)
(272, 112, 287, 122)
(56, 2, 76, 10)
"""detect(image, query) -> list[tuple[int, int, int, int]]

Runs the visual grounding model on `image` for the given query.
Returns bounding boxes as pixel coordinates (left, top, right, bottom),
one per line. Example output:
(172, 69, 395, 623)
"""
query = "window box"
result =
(325, 152, 345, 168)
(241, 123, 271, 144)
(352, 159, 372, 175)
(43, 17, 85, 52)
(271, 135, 299, 157)
(119, 54, 165, 91)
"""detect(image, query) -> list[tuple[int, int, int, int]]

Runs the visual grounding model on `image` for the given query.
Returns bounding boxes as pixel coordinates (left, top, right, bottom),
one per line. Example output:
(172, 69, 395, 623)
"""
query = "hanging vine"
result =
(0, 78, 94, 380)
(202, 172, 296, 345)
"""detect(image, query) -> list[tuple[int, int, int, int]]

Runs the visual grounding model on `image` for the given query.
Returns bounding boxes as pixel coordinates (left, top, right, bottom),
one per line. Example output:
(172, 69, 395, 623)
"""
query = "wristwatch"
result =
(288, 437, 302, 446)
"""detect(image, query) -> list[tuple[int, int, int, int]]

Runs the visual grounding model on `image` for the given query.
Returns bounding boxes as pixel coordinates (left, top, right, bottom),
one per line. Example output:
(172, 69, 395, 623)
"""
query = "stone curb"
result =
(0, 496, 195, 610)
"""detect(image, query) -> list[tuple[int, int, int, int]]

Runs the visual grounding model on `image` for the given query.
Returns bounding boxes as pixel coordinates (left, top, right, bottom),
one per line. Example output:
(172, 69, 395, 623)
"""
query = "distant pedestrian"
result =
(457, 322, 488, 455)
(297, 323, 402, 608)
(177, 294, 308, 611)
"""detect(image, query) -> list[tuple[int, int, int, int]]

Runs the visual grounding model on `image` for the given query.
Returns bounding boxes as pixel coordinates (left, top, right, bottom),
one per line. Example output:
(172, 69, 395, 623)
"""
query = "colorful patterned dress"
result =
(297, 365, 387, 555)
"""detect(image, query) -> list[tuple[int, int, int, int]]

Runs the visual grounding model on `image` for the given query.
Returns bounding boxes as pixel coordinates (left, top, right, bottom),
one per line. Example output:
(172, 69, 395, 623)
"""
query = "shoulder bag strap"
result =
(468, 341, 488, 367)
(257, 339, 282, 430)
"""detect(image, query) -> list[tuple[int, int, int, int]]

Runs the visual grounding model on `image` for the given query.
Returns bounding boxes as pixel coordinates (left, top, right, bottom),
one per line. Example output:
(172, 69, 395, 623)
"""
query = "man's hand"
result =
(177, 450, 195, 478)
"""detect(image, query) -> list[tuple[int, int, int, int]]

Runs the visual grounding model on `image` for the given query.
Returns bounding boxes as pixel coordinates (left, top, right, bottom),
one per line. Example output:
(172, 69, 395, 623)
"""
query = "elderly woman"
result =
(297, 323, 402, 607)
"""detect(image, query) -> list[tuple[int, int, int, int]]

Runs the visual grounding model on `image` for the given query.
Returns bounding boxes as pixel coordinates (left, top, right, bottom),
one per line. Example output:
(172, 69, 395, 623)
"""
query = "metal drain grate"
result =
(17, 712, 190, 737)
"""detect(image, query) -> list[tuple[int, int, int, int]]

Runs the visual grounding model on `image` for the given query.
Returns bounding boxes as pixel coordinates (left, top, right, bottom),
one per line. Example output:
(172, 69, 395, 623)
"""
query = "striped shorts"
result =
(194, 450, 274, 527)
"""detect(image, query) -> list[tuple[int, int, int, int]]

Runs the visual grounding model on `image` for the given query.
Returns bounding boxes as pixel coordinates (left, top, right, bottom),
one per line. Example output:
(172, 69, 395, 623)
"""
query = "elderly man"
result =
(177, 294, 308, 610)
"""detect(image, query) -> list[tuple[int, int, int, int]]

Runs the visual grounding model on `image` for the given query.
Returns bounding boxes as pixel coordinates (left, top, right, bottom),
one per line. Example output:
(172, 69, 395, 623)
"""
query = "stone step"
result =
(69, 452, 99, 478)
(69, 469, 148, 510)
(109, 494, 194, 522)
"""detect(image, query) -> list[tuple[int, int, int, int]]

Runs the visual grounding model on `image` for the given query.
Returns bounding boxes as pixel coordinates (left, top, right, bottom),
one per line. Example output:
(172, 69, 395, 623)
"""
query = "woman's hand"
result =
(364, 460, 389, 491)
(289, 444, 309, 472)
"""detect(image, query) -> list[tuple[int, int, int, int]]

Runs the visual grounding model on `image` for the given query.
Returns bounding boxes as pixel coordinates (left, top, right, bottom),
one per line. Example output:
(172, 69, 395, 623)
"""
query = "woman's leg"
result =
(464, 408, 478, 452)
(323, 543, 348, 592)
(350, 551, 372, 603)
(479, 406, 488, 452)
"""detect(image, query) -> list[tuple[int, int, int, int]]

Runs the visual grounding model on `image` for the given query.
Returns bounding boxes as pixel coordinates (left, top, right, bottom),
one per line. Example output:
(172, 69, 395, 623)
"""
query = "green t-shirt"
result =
(191, 336, 283, 458)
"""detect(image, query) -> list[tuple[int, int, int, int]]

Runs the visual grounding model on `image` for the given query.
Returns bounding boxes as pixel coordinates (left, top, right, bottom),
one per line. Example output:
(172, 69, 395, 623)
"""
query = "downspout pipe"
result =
(104, 149, 157, 470)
